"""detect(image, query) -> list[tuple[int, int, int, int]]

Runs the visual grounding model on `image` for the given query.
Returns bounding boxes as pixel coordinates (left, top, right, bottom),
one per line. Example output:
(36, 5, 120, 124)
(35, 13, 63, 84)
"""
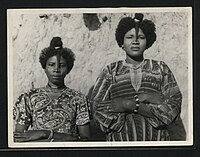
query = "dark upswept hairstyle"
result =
(115, 13, 156, 50)
(39, 37, 75, 74)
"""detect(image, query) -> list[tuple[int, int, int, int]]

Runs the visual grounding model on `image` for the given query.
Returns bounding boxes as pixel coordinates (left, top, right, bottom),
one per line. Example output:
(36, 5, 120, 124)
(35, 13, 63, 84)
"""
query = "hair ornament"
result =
(49, 37, 63, 71)
(134, 13, 144, 41)
(134, 13, 144, 23)
(50, 37, 63, 50)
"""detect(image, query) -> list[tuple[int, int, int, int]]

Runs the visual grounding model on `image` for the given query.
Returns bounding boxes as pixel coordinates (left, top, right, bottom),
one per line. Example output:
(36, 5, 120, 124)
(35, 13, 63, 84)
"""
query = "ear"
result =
(44, 68, 47, 74)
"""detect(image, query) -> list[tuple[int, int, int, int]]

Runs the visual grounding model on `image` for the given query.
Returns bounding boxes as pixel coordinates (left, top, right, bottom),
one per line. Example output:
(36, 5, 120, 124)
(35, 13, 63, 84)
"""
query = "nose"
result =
(132, 39, 139, 45)
(54, 67, 61, 73)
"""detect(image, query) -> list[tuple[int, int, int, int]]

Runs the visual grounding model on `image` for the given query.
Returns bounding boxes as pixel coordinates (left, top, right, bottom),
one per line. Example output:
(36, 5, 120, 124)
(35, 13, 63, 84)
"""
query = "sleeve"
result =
(147, 61, 182, 128)
(13, 93, 32, 131)
(91, 66, 125, 133)
(76, 94, 90, 126)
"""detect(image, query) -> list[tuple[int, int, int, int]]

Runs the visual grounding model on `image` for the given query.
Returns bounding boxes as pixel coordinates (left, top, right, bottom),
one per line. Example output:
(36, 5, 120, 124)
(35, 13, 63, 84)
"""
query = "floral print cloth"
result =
(14, 87, 90, 135)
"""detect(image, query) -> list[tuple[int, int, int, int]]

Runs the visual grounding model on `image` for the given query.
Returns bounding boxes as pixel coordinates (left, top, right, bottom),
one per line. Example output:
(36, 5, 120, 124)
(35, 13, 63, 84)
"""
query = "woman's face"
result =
(44, 55, 68, 86)
(123, 27, 147, 59)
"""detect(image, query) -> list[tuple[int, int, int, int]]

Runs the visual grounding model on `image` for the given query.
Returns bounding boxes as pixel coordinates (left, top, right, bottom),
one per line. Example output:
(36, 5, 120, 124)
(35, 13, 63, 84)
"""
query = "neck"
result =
(47, 81, 65, 89)
(125, 55, 144, 66)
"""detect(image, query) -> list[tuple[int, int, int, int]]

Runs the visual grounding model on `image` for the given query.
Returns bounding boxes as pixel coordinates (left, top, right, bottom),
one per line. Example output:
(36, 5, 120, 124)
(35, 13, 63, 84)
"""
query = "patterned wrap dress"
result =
(13, 87, 90, 136)
(91, 59, 182, 141)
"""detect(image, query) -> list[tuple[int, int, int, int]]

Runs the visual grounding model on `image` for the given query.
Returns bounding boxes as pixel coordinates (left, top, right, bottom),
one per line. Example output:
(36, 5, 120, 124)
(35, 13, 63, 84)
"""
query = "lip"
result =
(131, 47, 140, 51)
(52, 76, 62, 79)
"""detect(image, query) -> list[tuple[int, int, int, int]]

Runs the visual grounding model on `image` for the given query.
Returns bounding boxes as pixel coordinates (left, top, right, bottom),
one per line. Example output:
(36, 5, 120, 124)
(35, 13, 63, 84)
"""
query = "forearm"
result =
(51, 132, 77, 142)
(150, 98, 182, 125)
(93, 101, 125, 132)
(14, 130, 78, 142)
(137, 103, 154, 118)
(77, 124, 91, 141)
(123, 100, 154, 118)
(32, 130, 78, 142)
(48, 126, 91, 142)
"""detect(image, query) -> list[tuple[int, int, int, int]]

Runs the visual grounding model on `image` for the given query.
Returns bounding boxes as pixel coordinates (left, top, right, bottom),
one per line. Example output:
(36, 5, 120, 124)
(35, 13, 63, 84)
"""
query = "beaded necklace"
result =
(45, 84, 67, 93)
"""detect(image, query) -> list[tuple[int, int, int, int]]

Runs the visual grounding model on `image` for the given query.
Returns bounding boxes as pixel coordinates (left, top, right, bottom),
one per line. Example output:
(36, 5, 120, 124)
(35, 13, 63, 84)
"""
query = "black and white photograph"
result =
(7, 7, 193, 148)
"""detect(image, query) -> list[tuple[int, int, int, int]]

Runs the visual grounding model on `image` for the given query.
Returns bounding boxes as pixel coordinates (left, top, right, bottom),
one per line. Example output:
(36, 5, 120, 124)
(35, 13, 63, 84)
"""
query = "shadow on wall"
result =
(83, 13, 108, 31)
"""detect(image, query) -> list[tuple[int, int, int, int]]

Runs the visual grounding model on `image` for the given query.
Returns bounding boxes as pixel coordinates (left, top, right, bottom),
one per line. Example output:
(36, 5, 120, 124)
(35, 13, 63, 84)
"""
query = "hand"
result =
(14, 130, 48, 142)
(52, 134, 78, 142)
(138, 92, 163, 104)
(109, 97, 135, 113)
(96, 98, 136, 113)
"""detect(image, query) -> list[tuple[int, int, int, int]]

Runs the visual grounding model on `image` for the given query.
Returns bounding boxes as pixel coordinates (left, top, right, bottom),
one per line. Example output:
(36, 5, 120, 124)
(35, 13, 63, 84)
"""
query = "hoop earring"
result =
(121, 45, 125, 50)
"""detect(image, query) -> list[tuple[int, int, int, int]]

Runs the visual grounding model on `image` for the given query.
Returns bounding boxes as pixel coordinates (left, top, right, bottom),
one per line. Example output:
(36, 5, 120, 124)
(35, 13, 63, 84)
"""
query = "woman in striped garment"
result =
(91, 13, 186, 141)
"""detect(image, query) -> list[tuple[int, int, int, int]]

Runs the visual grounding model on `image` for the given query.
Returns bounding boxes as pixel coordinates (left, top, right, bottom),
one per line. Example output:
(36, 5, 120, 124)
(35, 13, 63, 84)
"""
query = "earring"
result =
(122, 45, 125, 50)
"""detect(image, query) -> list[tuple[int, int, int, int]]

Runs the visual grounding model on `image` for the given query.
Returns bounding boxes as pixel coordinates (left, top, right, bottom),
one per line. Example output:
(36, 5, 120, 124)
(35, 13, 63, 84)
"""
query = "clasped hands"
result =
(14, 130, 50, 142)
(14, 130, 77, 142)
(102, 92, 163, 113)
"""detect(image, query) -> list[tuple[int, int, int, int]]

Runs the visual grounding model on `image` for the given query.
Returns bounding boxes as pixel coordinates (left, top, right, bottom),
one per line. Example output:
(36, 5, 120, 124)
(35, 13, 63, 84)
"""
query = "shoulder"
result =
(104, 60, 124, 73)
(145, 58, 163, 65)
(98, 60, 123, 78)
(145, 58, 169, 68)
(146, 59, 171, 75)
(15, 88, 41, 105)
(65, 87, 86, 100)
(107, 60, 123, 69)
(17, 88, 39, 97)
(16, 87, 44, 100)
(67, 89, 88, 106)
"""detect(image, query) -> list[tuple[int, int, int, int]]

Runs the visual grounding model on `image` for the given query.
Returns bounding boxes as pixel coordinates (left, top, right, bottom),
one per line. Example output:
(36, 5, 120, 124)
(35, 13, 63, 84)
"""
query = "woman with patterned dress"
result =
(13, 37, 90, 142)
(91, 13, 186, 141)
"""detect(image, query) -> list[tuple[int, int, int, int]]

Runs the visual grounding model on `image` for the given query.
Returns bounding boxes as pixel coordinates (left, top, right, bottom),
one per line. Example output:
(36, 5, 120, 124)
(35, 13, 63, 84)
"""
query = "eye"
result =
(48, 63, 55, 66)
(125, 35, 133, 39)
(138, 35, 146, 39)
(60, 64, 66, 67)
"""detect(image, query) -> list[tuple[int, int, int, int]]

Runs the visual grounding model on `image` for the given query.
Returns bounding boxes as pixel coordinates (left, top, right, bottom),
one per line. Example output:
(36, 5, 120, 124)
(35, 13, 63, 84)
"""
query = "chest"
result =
(108, 64, 163, 100)
(29, 92, 77, 129)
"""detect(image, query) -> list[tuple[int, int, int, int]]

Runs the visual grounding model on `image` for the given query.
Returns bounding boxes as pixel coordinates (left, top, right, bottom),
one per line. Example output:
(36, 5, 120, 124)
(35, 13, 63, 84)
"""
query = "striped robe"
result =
(91, 59, 182, 141)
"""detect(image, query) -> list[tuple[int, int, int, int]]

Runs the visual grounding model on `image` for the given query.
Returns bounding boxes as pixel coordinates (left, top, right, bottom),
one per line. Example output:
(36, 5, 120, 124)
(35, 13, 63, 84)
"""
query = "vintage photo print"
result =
(7, 7, 193, 148)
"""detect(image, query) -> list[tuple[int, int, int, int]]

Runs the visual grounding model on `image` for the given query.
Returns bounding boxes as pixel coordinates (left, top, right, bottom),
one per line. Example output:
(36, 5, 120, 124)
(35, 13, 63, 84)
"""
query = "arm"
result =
(109, 96, 155, 118)
(14, 130, 78, 142)
(13, 93, 52, 142)
(13, 93, 78, 142)
(13, 93, 32, 140)
(145, 61, 182, 128)
(26, 124, 91, 142)
(77, 123, 90, 141)
(107, 61, 182, 128)
(91, 66, 125, 133)
(75, 94, 91, 140)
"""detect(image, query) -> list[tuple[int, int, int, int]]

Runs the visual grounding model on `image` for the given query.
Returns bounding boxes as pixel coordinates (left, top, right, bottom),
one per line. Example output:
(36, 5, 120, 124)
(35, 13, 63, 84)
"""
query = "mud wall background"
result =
(10, 11, 191, 138)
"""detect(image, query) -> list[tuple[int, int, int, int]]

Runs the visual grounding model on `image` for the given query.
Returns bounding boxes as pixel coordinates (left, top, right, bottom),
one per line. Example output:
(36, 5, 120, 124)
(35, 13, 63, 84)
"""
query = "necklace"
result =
(125, 59, 145, 70)
(45, 84, 67, 93)
(124, 59, 145, 91)
(130, 67, 142, 91)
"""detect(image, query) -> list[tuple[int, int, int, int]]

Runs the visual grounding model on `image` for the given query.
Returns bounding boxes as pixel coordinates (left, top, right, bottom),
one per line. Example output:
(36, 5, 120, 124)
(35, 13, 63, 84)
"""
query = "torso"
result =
(14, 87, 90, 135)
(107, 59, 169, 141)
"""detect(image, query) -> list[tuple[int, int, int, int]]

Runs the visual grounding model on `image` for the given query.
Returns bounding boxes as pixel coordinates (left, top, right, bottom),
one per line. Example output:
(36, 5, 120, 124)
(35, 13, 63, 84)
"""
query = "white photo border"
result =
(7, 7, 193, 148)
